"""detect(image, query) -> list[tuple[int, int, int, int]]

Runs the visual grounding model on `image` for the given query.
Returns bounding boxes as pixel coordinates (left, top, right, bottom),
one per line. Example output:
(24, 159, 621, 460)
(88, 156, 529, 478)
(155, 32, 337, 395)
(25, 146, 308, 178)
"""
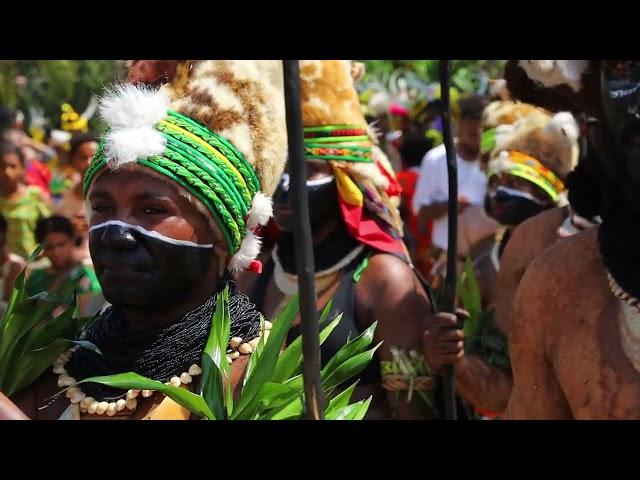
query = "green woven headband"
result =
(303, 124, 374, 163)
(84, 110, 260, 254)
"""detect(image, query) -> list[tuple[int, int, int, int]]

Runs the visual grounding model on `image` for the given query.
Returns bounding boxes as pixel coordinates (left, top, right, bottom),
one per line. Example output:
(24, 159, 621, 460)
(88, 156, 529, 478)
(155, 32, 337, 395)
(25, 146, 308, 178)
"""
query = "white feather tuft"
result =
(228, 230, 262, 274)
(545, 112, 579, 143)
(105, 127, 166, 166)
(518, 60, 589, 92)
(368, 91, 391, 116)
(494, 124, 515, 148)
(100, 84, 170, 129)
(246, 192, 273, 230)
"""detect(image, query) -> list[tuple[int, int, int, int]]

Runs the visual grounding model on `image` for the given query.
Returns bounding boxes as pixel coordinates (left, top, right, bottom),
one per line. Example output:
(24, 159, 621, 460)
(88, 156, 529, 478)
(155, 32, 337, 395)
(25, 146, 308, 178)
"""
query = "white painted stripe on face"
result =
(279, 172, 335, 191)
(89, 220, 214, 249)
(307, 176, 335, 187)
(494, 186, 544, 205)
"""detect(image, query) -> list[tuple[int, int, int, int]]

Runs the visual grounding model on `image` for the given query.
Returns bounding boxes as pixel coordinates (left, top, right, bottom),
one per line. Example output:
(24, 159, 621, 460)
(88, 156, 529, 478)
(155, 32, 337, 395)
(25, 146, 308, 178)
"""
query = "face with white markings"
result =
(86, 165, 224, 310)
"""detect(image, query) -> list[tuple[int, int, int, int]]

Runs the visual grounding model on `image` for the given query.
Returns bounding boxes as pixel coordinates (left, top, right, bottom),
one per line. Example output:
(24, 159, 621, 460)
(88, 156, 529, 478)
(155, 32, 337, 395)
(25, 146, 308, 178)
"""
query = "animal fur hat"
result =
(298, 60, 407, 259)
(84, 60, 288, 274)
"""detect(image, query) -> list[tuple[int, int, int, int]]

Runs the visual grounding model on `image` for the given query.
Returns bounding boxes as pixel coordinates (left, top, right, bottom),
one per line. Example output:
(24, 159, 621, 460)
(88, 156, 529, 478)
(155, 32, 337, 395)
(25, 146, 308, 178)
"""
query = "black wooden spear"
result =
(439, 59, 458, 420)
(282, 60, 324, 420)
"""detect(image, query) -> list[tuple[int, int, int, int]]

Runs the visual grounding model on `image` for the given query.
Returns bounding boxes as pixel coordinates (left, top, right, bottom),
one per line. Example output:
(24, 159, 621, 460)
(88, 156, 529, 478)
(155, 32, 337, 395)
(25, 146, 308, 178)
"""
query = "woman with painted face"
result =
(0, 60, 288, 420)
(239, 61, 438, 420)
(423, 107, 580, 416)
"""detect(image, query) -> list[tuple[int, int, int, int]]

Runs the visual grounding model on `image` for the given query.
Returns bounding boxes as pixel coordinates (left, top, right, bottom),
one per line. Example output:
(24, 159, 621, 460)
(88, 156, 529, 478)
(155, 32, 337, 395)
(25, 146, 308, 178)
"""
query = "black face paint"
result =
(601, 61, 640, 202)
(484, 186, 547, 227)
(272, 173, 339, 232)
(89, 221, 214, 310)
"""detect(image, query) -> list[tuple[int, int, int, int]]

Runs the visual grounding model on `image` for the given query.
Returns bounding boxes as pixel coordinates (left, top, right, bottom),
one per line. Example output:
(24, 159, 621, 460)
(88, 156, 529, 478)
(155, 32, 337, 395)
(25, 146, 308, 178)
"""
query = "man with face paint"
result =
(240, 61, 437, 420)
(423, 103, 581, 415)
(477, 112, 579, 304)
(0, 60, 288, 420)
(485, 60, 640, 419)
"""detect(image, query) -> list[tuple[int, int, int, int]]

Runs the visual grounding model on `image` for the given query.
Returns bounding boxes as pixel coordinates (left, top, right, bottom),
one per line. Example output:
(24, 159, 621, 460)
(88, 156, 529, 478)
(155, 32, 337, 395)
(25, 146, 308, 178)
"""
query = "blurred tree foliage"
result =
(360, 60, 507, 94)
(0, 60, 125, 131)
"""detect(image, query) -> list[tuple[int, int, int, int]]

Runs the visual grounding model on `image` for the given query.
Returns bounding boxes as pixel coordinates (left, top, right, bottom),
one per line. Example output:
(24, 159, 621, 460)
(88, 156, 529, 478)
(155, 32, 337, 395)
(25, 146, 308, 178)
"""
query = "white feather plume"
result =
(518, 60, 589, 92)
(105, 127, 166, 166)
(100, 83, 170, 129)
(546, 111, 579, 143)
(228, 230, 262, 274)
(246, 192, 273, 230)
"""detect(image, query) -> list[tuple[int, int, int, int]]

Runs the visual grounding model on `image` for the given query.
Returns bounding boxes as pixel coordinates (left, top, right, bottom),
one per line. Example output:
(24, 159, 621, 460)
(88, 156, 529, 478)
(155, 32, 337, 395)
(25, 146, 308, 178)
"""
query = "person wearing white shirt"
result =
(413, 95, 491, 253)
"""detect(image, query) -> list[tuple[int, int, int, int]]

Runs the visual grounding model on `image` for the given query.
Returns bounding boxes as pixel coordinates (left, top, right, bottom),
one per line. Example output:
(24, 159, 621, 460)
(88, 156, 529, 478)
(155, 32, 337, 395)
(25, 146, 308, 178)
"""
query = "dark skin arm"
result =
(423, 217, 546, 412)
(423, 309, 513, 413)
(0, 391, 29, 419)
(355, 253, 433, 419)
(438, 209, 568, 412)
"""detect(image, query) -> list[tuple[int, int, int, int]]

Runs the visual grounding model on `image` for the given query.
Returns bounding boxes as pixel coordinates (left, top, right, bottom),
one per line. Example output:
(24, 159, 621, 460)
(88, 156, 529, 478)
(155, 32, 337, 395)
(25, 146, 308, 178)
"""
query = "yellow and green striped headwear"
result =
(83, 84, 272, 274)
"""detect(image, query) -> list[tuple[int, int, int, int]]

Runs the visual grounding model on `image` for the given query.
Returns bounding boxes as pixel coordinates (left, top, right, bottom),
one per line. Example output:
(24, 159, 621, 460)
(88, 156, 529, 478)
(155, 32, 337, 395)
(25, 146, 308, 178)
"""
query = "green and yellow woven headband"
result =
(303, 124, 373, 163)
(488, 150, 565, 203)
(84, 110, 260, 255)
(82, 84, 275, 276)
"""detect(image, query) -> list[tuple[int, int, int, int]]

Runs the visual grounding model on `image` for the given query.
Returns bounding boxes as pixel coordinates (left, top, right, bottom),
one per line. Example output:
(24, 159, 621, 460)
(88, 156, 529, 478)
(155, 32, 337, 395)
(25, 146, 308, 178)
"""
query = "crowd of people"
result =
(0, 104, 103, 320)
(0, 59, 636, 420)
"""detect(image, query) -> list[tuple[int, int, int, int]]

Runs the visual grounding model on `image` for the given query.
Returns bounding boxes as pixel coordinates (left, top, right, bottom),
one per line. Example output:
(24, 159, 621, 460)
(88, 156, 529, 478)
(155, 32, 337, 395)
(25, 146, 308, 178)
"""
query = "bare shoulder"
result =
(362, 253, 419, 289)
(496, 208, 570, 331)
(508, 206, 568, 258)
(513, 227, 604, 336)
(357, 253, 429, 315)
(525, 225, 600, 282)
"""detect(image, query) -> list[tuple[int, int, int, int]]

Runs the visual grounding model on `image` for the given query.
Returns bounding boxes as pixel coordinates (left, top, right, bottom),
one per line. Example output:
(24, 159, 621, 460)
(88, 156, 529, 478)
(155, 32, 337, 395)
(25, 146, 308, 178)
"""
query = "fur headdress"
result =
(84, 61, 288, 274)
(503, 60, 603, 119)
(481, 100, 552, 154)
(299, 60, 408, 259)
(488, 107, 580, 203)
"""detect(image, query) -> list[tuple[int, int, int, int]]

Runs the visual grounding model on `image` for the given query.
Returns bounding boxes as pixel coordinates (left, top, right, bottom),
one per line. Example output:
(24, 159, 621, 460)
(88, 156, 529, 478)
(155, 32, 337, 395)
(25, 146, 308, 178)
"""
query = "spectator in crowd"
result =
(0, 214, 26, 316)
(55, 133, 97, 261)
(0, 142, 50, 259)
(26, 215, 102, 318)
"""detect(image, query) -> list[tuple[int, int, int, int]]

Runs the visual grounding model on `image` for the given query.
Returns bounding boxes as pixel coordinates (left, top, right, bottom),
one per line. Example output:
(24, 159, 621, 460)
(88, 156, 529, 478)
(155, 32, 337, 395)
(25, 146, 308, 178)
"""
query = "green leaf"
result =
(322, 342, 382, 392)
(200, 287, 232, 420)
(283, 374, 304, 392)
(78, 372, 216, 420)
(232, 294, 299, 419)
(458, 258, 482, 339)
(22, 294, 84, 356)
(5, 338, 71, 396)
(0, 292, 75, 387)
(351, 397, 372, 420)
(272, 310, 341, 384)
(234, 382, 302, 420)
(325, 397, 372, 420)
(321, 321, 377, 380)
(260, 395, 305, 420)
(200, 355, 225, 420)
(324, 381, 359, 416)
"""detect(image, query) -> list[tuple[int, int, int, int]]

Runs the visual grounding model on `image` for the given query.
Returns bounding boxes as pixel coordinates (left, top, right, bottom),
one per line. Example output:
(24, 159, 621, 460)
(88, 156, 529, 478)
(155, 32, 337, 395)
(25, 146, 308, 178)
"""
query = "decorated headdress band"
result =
(299, 61, 408, 260)
(83, 84, 275, 274)
(488, 150, 565, 202)
(304, 124, 373, 163)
